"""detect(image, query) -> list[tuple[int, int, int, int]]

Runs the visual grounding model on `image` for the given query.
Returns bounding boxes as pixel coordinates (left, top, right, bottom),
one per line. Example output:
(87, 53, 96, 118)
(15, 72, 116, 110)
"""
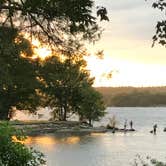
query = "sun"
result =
(34, 47, 51, 60)
(31, 39, 52, 60)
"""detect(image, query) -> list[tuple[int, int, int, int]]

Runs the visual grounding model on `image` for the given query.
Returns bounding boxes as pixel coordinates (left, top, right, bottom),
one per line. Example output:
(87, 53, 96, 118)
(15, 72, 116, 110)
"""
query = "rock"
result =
(112, 129, 115, 133)
(80, 125, 89, 129)
(163, 128, 166, 132)
(106, 125, 118, 130)
(150, 130, 153, 133)
(129, 129, 135, 131)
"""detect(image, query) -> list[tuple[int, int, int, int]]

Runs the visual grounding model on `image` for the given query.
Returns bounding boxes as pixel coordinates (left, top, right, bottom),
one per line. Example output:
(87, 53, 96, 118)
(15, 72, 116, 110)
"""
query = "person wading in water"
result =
(124, 120, 127, 133)
(153, 124, 157, 135)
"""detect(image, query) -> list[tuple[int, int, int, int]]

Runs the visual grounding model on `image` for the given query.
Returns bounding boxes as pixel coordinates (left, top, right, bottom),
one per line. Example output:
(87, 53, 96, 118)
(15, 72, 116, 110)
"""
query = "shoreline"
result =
(11, 120, 136, 136)
(12, 121, 107, 136)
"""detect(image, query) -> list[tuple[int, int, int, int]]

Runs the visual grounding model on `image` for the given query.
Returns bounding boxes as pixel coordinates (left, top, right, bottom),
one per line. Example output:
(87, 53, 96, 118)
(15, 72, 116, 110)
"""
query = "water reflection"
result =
(25, 135, 81, 150)
(26, 136, 56, 150)
(25, 131, 166, 166)
(91, 133, 105, 137)
(24, 108, 166, 166)
(64, 136, 80, 144)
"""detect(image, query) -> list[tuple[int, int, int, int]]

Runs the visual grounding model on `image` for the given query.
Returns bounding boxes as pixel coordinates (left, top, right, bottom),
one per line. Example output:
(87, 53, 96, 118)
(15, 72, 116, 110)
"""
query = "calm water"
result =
(27, 107, 166, 166)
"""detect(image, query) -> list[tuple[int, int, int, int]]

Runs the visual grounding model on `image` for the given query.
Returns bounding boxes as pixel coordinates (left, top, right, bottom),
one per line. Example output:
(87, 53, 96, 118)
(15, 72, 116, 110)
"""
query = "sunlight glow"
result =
(29, 38, 166, 87)
(24, 136, 81, 148)
(32, 39, 52, 60)
(85, 54, 166, 87)
(65, 136, 80, 144)
(22, 36, 166, 87)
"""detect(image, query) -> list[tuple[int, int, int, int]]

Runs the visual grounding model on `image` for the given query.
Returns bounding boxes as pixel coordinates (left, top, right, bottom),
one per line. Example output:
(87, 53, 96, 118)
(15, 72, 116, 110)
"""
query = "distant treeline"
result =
(96, 87, 166, 107)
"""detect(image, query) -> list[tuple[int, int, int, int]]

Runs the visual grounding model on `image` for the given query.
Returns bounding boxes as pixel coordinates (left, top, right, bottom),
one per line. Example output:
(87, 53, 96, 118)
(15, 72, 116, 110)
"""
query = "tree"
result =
(0, 1, 109, 120)
(0, 122, 45, 166)
(38, 41, 94, 121)
(39, 54, 105, 123)
(0, 1, 108, 121)
(78, 85, 105, 126)
(133, 155, 166, 166)
(0, 0, 109, 46)
(151, 0, 166, 47)
(0, 26, 40, 120)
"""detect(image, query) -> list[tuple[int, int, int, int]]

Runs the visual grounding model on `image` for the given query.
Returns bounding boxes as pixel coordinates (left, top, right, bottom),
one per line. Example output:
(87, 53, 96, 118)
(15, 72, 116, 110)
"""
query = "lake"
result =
(27, 107, 166, 166)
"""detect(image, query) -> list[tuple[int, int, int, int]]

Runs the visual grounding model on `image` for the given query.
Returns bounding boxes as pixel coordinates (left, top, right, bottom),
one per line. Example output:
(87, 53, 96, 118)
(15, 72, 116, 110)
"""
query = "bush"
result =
(107, 115, 118, 129)
(133, 155, 166, 166)
(0, 122, 46, 166)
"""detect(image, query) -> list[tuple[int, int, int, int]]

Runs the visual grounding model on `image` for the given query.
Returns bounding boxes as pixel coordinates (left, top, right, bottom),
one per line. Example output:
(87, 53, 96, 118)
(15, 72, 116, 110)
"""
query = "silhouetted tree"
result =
(152, 0, 166, 47)
(78, 85, 105, 126)
(0, 0, 109, 45)
(0, 27, 40, 120)
(38, 41, 93, 121)
(0, 1, 109, 120)
(38, 40, 105, 122)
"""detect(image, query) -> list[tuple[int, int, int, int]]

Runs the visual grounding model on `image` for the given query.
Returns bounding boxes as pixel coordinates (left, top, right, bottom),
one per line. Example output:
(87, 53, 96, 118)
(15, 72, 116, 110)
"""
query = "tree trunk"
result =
(79, 115, 84, 122)
(0, 108, 10, 120)
(63, 103, 67, 121)
(89, 118, 92, 126)
(58, 106, 63, 121)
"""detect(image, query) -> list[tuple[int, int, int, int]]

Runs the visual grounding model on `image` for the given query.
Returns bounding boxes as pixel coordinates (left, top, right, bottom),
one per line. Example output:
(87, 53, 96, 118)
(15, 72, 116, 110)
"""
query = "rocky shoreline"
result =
(12, 121, 107, 135)
(11, 121, 137, 136)
(106, 125, 136, 133)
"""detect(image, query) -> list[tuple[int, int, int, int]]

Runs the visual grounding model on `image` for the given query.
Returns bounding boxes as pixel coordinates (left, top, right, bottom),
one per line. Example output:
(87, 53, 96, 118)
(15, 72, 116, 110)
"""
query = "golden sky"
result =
(85, 0, 166, 87)
(33, 1, 166, 87)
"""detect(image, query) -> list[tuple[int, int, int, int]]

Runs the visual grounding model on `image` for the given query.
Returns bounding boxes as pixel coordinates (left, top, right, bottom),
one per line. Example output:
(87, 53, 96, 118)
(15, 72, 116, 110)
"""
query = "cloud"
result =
(95, 0, 162, 46)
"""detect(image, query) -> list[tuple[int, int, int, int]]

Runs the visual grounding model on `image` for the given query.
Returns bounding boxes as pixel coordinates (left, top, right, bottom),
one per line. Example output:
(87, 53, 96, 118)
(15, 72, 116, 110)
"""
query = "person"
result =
(130, 120, 133, 130)
(124, 120, 127, 132)
(153, 124, 157, 134)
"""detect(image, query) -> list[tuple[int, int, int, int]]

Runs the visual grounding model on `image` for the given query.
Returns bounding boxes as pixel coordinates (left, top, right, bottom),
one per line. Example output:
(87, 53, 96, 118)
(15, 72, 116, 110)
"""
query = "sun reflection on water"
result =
(65, 136, 80, 144)
(24, 135, 81, 148)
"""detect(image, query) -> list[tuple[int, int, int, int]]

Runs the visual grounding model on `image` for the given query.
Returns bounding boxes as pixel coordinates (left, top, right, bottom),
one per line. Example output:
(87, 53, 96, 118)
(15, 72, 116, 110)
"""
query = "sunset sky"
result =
(85, 0, 166, 87)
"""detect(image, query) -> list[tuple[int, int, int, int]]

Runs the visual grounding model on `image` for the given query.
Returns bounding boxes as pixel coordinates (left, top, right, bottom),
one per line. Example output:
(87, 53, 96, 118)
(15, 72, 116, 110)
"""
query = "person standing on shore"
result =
(130, 120, 133, 130)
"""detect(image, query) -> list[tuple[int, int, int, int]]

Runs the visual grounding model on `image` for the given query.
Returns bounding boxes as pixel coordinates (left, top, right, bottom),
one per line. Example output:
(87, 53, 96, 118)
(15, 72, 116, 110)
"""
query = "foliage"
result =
(39, 55, 85, 121)
(38, 41, 105, 122)
(39, 47, 90, 120)
(0, 26, 105, 121)
(78, 85, 106, 125)
(0, 0, 109, 45)
(0, 1, 109, 121)
(108, 115, 118, 128)
(151, 0, 166, 47)
(0, 122, 46, 166)
(0, 26, 40, 120)
(133, 155, 166, 166)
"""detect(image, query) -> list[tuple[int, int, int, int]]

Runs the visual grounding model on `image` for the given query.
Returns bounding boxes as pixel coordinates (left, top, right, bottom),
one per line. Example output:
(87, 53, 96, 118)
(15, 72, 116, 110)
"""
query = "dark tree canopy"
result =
(0, 1, 108, 120)
(0, 27, 40, 120)
(78, 85, 105, 125)
(38, 43, 96, 121)
(0, 0, 109, 45)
